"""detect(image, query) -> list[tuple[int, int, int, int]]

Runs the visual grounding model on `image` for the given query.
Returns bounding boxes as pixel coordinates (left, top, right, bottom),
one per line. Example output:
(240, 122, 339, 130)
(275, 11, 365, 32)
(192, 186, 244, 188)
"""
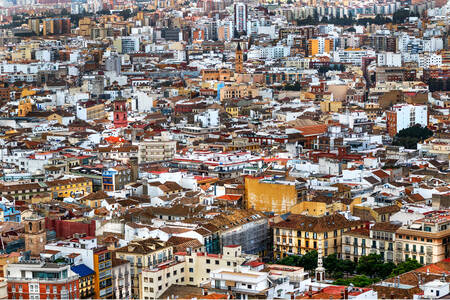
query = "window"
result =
(189, 278, 193, 282)
(247, 284, 252, 289)
(189, 268, 194, 273)
(206, 269, 210, 273)
(215, 260, 219, 265)
(158, 276, 162, 281)
(206, 259, 210, 264)
(313, 233, 317, 239)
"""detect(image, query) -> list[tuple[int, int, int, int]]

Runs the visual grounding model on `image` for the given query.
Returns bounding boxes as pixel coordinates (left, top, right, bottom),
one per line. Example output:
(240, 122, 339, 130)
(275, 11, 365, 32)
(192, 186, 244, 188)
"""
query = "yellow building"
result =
(308, 38, 333, 56)
(11, 46, 32, 61)
(245, 176, 307, 214)
(219, 84, 257, 101)
(272, 213, 365, 259)
(71, 264, 96, 298)
(46, 177, 93, 199)
(320, 100, 343, 112)
(93, 248, 113, 298)
(17, 98, 32, 117)
(80, 190, 109, 208)
(115, 238, 173, 299)
(225, 105, 240, 117)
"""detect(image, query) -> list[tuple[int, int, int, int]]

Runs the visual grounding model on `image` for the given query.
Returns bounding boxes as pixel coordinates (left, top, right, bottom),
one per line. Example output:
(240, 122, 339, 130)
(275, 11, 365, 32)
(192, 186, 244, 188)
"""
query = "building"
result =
(111, 258, 131, 299)
(138, 133, 177, 163)
(308, 37, 333, 56)
(234, 3, 247, 34)
(396, 211, 450, 265)
(24, 214, 46, 257)
(139, 245, 260, 299)
(93, 247, 113, 299)
(272, 213, 365, 259)
(386, 104, 428, 137)
(76, 101, 107, 121)
(113, 98, 128, 128)
(342, 222, 401, 263)
(114, 238, 173, 298)
(71, 264, 96, 299)
(235, 42, 244, 74)
(6, 261, 79, 299)
(102, 165, 137, 191)
(245, 175, 307, 214)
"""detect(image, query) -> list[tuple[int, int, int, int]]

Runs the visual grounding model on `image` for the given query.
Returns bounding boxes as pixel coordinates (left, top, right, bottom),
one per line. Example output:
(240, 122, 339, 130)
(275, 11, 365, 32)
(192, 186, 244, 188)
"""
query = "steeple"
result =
(235, 41, 244, 74)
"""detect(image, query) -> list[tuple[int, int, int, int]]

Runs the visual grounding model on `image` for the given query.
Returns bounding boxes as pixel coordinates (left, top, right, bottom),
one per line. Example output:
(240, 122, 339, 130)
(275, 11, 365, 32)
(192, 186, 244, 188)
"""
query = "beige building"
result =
(139, 245, 258, 299)
(115, 238, 173, 299)
(138, 133, 177, 164)
(395, 211, 450, 265)
(219, 84, 257, 101)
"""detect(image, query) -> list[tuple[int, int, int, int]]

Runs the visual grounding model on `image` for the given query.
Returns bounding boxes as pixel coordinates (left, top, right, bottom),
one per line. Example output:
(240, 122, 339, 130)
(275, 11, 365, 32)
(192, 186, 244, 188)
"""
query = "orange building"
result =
(308, 38, 333, 56)
(93, 247, 113, 299)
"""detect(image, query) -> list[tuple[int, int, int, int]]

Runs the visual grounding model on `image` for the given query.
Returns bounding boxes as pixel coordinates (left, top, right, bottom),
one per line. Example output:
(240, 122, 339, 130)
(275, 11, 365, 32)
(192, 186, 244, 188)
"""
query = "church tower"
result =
(235, 42, 244, 74)
(24, 215, 46, 257)
(113, 98, 128, 128)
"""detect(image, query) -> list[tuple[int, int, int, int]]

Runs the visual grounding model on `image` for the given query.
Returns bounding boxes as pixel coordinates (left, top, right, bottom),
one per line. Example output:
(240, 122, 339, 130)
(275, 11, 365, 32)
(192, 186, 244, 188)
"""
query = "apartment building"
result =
(342, 222, 401, 263)
(138, 133, 177, 164)
(139, 245, 259, 299)
(396, 211, 450, 265)
(386, 104, 428, 137)
(6, 261, 79, 299)
(272, 213, 365, 259)
(114, 238, 173, 298)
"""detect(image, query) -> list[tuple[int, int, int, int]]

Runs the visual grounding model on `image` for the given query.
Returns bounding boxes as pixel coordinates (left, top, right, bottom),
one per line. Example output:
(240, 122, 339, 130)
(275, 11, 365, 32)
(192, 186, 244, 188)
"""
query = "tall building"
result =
(386, 104, 428, 137)
(7, 261, 80, 299)
(93, 247, 113, 299)
(24, 214, 46, 257)
(113, 98, 128, 128)
(234, 2, 247, 34)
(235, 42, 244, 74)
(28, 19, 40, 35)
(308, 37, 333, 56)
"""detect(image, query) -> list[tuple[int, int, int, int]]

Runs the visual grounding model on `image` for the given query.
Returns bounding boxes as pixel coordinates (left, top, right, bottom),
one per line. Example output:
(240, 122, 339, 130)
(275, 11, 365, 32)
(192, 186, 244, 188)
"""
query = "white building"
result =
(377, 52, 402, 67)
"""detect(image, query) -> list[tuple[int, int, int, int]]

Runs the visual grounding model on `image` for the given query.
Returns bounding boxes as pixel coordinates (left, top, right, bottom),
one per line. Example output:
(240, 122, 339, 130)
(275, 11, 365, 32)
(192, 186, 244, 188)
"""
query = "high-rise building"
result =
(28, 19, 40, 35)
(308, 37, 333, 56)
(234, 2, 247, 34)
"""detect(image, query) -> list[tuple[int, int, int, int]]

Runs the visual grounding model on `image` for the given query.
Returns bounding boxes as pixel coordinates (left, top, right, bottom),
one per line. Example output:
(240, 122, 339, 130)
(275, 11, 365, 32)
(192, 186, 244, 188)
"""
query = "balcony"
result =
(7, 276, 78, 284)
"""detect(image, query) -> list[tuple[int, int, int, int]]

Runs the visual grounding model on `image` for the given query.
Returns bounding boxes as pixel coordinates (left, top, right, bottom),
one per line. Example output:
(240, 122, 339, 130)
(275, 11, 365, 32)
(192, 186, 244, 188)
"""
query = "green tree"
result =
(393, 125, 433, 149)
(356, 254, 394, 279)
(324, 253, 340, 274)
(391, 259, 422, 276)
(301, 251, 318, 272)
(334, 275, 375, 287)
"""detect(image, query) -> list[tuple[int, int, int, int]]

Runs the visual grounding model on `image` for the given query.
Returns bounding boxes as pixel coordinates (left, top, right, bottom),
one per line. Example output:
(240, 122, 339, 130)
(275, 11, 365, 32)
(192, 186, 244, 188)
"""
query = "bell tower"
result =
(24, 215, 46, 257)
(235, 42, 244, 74)
(113, 98, 128, 128)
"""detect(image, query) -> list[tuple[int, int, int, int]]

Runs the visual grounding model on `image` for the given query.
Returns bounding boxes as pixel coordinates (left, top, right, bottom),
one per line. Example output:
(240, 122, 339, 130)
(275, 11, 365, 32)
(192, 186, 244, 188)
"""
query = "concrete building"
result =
(138, 132, 177, 163)
(386, 104, 428, 137)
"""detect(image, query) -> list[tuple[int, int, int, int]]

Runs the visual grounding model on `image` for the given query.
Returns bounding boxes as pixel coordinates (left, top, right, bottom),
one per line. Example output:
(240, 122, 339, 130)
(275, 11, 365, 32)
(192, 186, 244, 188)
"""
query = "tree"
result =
(324, 253, 340, 274)
(324, 254, 355, 278)
(391, 259, 422, 276)
(356, 254, 394, 279)
(334, 275, 375, 287)
(276, 251, 318, 272)
(393, 124, 433, 149)
(301, 251, 318, 272)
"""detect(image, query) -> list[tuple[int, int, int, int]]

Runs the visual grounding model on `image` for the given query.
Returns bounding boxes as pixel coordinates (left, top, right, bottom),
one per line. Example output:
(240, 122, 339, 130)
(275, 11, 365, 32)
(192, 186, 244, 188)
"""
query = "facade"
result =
(138, 134, 177, 163)
(71, 264, 96, 299)
(111, 258, 131, 299)
(386, 104, 428, 137)
(342, 222, 401, 263)
(234, 3, 247, 33)
(396, 211, 450, 265)
(6, 261, 79, 300)
(272, 213, 365, 259)
(93, 247, 113, 299)
(114, 239, 173, 298)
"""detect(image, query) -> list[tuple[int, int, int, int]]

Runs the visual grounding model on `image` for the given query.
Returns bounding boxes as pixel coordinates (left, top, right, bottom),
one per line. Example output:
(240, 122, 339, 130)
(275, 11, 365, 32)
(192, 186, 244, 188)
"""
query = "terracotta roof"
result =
(273, 213, 364, 232)
(371, 222, 401, 232)
(373, 205, 400, 215)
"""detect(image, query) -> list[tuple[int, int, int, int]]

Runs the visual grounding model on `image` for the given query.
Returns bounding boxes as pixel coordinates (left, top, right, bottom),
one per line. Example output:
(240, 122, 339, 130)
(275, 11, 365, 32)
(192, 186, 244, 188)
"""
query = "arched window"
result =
(29, 222, 32, 231)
